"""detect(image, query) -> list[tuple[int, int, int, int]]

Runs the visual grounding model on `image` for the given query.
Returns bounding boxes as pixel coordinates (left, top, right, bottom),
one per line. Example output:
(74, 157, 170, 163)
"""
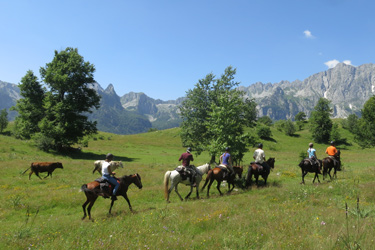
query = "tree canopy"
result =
(179, 66, 257, 163)
(13, 47, 101, 151)
(309, 98, 333, 143)
(354, 96, 375, 148)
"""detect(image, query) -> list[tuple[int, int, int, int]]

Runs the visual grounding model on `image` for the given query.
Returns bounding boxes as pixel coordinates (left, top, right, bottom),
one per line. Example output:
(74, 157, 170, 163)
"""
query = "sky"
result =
(1, 0, 374, 101)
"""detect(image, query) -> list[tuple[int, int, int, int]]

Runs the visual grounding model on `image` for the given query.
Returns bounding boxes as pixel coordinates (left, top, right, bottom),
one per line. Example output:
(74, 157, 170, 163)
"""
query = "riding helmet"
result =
(258, 143, 263, 148)
(309, 143, 313, 147)
(330, 141, 335, 145)
(225, 147, 230, 151)
(187, 147, 192, 152)
(106, 153, 114, 159)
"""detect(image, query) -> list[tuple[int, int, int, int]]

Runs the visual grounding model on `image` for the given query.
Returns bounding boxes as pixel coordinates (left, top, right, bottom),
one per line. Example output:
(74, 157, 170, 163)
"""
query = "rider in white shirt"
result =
(102, 153, 120, 200)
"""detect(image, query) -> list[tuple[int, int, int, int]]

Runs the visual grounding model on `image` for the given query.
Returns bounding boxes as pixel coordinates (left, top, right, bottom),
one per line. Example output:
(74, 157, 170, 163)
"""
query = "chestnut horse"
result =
(245, 158, 275, 186)
(298, 158, 323, 184)
(81, 173, 142, 220)
(322, 150, 341, 180)
(201, 166, 243, 197)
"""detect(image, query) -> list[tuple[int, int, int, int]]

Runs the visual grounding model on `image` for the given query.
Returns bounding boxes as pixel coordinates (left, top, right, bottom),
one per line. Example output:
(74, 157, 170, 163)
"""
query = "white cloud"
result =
(324, 59, 353, 68)
(303, 30, 314, 38)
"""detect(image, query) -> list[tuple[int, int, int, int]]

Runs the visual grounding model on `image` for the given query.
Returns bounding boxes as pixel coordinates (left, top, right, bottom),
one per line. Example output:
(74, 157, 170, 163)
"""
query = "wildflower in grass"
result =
(321, 221, 326, 225)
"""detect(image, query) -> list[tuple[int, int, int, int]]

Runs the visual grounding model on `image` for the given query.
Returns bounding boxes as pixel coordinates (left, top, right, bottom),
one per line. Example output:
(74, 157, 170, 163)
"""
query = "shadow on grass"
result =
(52, 148, 137, 162)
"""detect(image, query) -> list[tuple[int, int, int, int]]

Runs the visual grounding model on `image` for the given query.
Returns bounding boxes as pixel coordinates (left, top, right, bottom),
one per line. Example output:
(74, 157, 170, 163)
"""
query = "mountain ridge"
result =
(1, 63, 375, 134)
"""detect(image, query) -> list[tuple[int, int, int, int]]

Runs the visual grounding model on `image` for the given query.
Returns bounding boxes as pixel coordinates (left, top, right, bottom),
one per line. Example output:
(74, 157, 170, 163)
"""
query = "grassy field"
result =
(1, 123, 375, 249)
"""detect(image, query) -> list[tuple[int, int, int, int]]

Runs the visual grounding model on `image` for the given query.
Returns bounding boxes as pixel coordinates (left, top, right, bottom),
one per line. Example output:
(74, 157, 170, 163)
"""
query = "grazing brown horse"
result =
(298, 158, 323, 184)
(81, 173, 142, 220)
(201, 166, 243, 197)
(246, 158, 275, 186)
(322, 150, 341, 180)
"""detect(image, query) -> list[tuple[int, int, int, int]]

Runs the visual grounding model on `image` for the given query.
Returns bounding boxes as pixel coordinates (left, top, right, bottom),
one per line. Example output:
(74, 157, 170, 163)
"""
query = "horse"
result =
(81, 173, 142, 220)
(298, 158, 323, 184)
(322, 150, 341, 180)
(164, 163, 211, 203)
(92, 160, 124, 174)
(245, 158, 275, 186)
(201, 165, 244, 197)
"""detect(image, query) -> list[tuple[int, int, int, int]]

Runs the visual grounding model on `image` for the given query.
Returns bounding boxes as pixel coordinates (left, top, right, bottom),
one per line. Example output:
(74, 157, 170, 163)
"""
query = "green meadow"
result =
(1, 122, 375, 249)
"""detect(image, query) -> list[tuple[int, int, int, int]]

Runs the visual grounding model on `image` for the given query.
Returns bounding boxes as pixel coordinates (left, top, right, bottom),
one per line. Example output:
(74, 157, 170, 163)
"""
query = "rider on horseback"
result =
(253, 143, 270, 172)
(101, 153, 120, 201)
(220, 147, 234, 179)
(325, 141, 340, 170)
(178, 147, 197, 187)
(307, 143, 321, 174)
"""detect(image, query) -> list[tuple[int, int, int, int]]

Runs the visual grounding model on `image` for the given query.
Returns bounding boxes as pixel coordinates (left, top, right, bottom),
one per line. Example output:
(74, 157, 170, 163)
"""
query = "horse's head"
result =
(119, 161, 124, 168)
(267, 158, 275, 169)
(57, 162, 63, 169)
(134, 173, 143, 189)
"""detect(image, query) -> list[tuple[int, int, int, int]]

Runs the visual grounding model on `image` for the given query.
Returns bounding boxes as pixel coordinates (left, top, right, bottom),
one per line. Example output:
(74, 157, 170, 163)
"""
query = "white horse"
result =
(92, 160, 124, 174)
(164, 163, 211, 203)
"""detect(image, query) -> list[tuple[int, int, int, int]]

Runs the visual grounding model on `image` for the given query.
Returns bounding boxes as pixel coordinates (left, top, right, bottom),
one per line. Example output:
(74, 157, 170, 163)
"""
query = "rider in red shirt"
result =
(178, 147, 197, 187)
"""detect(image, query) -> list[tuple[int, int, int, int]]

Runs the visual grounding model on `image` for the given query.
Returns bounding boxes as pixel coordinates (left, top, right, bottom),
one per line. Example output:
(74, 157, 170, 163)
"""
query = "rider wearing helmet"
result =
(307, 142, 321, 174)
(101, 153, 120, 200)
(253, 143, 270, 171)
(178, 147, 197, 187)
(220, 147, 234, 178)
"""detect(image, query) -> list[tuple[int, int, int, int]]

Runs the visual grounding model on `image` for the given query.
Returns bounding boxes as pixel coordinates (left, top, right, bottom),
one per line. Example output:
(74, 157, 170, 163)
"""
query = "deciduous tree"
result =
(179, 66, 257, 163)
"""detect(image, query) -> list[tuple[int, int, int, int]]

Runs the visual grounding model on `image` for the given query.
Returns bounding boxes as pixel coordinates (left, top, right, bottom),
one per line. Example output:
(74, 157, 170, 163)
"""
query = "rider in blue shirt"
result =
(220, 147, 234, 177)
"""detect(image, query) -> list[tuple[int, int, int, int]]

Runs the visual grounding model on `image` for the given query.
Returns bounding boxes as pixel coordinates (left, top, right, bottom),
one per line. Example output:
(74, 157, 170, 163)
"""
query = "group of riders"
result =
(177, 143, 271, 187)
(99, 141, 340, 198)
(306, 141, 340, 173)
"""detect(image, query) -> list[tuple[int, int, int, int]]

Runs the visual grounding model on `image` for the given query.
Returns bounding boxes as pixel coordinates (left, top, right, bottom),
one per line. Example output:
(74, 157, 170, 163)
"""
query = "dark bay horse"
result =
(81, 173, 142, 220)
(201, 165, 243, 197)
(245, 158, 275, 187)
(322, 150, 341, 180)
(298, 158, 323, 184)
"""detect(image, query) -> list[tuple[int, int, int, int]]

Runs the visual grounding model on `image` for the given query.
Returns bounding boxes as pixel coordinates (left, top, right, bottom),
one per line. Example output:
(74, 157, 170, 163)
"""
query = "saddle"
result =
(175, 165, 195, 181)
(94, 177, 119, 198)
(250, 162, 263, 172)
(218, 165, 232, 179)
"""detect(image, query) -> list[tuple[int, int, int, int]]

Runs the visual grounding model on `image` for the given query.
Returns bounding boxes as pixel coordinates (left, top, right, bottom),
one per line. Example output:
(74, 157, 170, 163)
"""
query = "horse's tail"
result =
(164, 171, 171, 199)
(22, 165, 31, 175)
(80, 184, 89, 192)
(298, 160, 305, 168)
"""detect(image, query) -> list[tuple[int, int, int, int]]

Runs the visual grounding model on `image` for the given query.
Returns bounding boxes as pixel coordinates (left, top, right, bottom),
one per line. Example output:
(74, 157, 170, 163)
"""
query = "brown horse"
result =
(81, 173, 142, 220)
(322, 150, 341, 180)
(201, 166, 243, 197)
(298, 158, 323, 184)
(245, 158, 275, 186)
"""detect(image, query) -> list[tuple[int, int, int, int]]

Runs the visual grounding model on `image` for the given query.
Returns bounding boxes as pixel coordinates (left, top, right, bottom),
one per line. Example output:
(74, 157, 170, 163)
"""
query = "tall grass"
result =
(1, 123, 375, 249)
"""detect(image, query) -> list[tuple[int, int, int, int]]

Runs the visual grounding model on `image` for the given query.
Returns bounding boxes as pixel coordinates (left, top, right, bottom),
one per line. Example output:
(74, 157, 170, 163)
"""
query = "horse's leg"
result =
(301, 170, 307, 184)
(122, 193, 132, 211)
(29, 170, 34, 180)
(313, 172, 320, 183)
(216, 181, 223, 196)
(35, 171, 42, 180)
(82, 197, 90, 220)
(184, 185, 194, 200)
(206, 178, 215, 197)
(44, 172, 51, 179)
(87, 196, 98, 220)
(174, 184, 184, 201)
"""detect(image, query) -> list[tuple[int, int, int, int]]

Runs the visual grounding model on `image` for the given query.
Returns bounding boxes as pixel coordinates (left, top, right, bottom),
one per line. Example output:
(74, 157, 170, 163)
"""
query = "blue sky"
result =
(1, 0, 374, 100)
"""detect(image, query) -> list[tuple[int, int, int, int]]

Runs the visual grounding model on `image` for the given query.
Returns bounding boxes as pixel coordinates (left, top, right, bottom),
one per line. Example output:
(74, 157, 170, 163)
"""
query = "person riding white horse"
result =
(178, 147, 198, 187)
